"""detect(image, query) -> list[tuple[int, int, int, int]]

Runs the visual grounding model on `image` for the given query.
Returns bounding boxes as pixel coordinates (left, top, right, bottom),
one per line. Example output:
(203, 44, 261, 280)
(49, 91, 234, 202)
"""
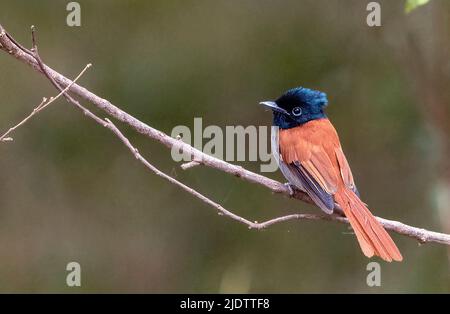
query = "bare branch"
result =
(1, 24, 450, 247)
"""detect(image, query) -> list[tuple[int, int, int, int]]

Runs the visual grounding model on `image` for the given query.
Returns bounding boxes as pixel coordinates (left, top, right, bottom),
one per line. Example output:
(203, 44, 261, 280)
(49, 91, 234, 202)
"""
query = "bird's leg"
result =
(284, 182, 296, 196)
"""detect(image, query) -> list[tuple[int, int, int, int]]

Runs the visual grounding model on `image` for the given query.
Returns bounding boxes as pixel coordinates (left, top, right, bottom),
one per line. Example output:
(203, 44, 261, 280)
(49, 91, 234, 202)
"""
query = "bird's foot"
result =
(284, 182, 296, 196)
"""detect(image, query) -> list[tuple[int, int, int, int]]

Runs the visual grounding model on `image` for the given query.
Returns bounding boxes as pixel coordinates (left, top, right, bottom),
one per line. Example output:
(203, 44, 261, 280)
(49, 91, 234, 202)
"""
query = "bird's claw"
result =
(284, 182, 296, 196)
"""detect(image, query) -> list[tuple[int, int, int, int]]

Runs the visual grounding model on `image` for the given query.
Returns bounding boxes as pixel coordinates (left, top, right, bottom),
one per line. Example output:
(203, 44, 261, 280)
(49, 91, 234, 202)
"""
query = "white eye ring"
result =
(292, 107, 302, 116)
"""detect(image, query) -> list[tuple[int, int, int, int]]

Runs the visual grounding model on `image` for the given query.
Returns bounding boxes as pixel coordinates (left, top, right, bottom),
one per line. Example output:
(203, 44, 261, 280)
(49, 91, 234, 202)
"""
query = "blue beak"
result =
(259, 101, 288, 115)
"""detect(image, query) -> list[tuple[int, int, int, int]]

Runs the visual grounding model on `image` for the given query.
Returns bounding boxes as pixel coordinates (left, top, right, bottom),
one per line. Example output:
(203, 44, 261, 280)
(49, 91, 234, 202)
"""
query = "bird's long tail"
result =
(334, 188, 403, 262)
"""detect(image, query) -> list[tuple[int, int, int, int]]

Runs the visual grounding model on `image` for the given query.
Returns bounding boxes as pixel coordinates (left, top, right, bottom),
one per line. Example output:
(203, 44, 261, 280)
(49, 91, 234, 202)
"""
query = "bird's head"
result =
(260, 87, 328, 129)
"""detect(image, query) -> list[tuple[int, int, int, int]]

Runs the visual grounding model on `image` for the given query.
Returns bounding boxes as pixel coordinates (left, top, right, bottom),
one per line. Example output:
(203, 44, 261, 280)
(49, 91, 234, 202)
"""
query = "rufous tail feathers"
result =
(334, 188, 403, 262)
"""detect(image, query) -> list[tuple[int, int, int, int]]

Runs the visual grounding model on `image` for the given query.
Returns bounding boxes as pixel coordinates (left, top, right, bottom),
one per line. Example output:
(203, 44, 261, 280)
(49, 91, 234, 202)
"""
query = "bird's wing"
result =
(278, 119, 342, 214)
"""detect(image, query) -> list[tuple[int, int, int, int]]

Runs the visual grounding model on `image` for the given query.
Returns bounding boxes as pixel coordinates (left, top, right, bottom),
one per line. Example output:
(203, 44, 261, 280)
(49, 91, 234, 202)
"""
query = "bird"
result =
(260, 87, 402, 262)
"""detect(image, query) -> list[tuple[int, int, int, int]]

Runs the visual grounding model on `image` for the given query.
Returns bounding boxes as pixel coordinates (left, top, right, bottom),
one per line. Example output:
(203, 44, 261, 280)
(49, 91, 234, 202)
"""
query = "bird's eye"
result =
(292, 107, 302, 116)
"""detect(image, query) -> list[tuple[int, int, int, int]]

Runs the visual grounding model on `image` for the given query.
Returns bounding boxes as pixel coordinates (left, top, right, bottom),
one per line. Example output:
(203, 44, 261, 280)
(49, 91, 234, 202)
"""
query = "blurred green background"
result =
(0, 0, 449, 293)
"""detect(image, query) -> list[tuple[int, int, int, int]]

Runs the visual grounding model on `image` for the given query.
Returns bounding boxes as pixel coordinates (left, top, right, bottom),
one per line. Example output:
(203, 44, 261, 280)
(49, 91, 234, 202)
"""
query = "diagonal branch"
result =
(1, 24, 450, 247)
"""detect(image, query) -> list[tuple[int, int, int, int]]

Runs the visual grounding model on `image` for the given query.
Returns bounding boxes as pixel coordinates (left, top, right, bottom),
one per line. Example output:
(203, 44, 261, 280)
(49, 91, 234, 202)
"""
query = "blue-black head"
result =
(260, 87, 328, 129)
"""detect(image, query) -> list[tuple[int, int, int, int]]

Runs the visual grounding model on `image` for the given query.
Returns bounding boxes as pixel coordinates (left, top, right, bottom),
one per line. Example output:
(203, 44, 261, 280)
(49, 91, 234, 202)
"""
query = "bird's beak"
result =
(259, 101, 288, 115)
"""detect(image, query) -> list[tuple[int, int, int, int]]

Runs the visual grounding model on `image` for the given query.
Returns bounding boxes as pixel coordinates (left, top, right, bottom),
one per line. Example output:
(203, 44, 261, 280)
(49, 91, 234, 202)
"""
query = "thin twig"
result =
(0, 63, 91, 142)
(26, 26, 108, 127)
(1, 24, 450, 247)
(181, 160, 202, 170)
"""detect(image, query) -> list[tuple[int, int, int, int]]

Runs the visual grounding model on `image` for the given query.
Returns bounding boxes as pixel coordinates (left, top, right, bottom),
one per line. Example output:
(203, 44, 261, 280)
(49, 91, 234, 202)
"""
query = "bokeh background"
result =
(0, 0, 449, 293)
